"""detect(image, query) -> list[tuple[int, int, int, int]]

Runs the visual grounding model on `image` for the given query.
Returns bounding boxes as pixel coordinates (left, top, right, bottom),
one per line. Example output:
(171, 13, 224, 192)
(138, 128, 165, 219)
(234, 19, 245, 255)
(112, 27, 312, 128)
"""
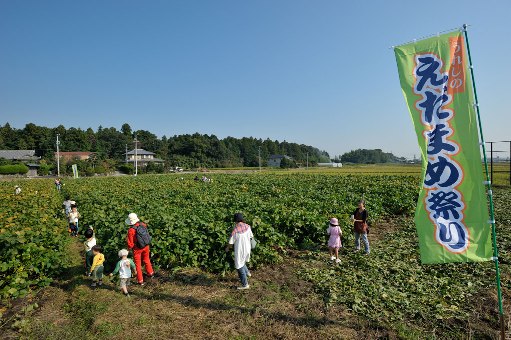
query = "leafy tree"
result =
(341, 149, 396, 164)
(121, 123, 132, 137)
(0, 123, 332, 169)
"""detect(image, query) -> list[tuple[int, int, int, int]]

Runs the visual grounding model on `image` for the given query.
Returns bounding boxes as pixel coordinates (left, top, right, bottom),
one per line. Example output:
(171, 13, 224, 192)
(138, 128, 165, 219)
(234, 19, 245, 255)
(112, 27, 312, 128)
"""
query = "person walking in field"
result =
(109, 249, 137, 297)
(83, 227, 96, 275)
(55, 178, 62, 191)
(225, 213, 254, 290)
(62, 195, 76, 217)
(89, 245, 105, 287)
(327, 217, 342, 263)
(126, 213, 155, 285)
(69, 204, 80, 237)
(352, 200, 370, 254)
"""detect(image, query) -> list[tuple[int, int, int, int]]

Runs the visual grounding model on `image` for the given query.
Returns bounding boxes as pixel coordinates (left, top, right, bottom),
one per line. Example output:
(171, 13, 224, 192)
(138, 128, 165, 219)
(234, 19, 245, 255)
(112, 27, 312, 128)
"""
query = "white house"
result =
(125, 149, 164, 166)
(318, 162, 343, 168)
(268, 154, 292, 167)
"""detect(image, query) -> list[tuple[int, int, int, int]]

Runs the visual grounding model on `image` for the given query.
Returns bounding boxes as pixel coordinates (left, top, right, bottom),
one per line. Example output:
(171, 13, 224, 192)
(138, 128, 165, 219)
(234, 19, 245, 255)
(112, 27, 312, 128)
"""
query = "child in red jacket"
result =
(125, 213, 154, 285)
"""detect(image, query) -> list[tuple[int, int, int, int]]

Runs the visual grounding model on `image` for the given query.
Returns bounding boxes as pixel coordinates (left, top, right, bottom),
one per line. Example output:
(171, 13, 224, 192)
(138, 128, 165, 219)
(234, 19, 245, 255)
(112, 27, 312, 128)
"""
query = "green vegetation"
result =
(0, 180, 69, 299)
(64, 174, 419, 273)
(0, 164, 28, 175)
(339, 148, 406, 164)
(0, 122, 330, 170)
(1, 170, 509, 338)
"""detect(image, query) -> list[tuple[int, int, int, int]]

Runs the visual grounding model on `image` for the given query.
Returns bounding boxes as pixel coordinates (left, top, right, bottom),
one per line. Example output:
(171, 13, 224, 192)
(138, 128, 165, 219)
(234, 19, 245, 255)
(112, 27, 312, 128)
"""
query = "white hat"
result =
(118, 249, 129, 257)
(125, 213, 140, 225)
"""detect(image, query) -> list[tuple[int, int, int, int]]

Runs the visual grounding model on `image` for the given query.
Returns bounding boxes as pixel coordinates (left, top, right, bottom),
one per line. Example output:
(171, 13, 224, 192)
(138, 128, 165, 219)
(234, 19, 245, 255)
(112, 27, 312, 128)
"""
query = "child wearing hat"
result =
(327, 218, 342, 263)
(109, 249, 137, 297)
(225, 213, 254, 290)
(125, 213, 154, 285)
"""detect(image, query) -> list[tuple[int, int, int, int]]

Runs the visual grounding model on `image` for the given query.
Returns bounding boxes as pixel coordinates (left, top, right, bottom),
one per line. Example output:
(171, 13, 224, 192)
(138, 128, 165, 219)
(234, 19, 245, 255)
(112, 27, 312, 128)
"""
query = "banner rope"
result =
(391, 25, 466, 49)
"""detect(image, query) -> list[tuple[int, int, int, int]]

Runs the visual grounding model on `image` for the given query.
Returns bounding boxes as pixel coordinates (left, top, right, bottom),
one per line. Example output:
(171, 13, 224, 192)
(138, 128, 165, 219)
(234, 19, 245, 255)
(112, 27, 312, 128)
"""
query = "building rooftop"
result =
(269, 154, 292, 160)
(127, 158, 164, 163)
(126, 149, 155, 156)
(0, 150, 38, 160)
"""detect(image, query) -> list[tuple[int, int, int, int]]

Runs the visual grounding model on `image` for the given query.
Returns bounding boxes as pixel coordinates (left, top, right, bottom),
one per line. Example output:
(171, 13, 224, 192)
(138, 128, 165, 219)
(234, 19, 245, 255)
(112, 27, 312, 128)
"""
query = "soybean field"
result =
(1, 173, 510, 339)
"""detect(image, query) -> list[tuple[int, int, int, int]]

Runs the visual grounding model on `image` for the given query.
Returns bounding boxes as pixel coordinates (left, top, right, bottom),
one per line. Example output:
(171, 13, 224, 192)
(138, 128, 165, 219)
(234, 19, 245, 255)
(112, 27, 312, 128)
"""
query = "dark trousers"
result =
(85, 250, 94, 272)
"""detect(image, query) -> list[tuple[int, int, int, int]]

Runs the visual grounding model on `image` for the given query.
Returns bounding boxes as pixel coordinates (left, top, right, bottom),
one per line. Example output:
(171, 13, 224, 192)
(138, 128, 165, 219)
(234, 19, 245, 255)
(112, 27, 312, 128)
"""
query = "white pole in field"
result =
(134, 138, 138, 176)
(258, 146, 261, 171)
(56, 134, 60, 177)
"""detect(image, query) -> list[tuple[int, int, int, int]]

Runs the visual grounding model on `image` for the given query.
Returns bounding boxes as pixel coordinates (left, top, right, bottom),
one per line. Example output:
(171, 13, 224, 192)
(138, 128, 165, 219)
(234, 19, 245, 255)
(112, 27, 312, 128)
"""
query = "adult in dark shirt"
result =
(352, 200, 370, 254)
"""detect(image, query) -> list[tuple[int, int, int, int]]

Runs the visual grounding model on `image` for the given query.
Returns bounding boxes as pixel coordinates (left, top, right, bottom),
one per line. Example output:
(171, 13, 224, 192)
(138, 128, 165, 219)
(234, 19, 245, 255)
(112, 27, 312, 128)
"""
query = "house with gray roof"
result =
(268, 154, 292, 167)
(125, 149, 164, 166)
(0, 150, 40, 162)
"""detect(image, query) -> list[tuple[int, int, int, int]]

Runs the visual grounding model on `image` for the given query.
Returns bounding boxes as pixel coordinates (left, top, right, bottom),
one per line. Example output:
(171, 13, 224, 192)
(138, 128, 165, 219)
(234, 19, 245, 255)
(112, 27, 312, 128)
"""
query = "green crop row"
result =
(0, 180, 70, 299)
(63, 174, 419, 273)
(298, 188, 511, 338)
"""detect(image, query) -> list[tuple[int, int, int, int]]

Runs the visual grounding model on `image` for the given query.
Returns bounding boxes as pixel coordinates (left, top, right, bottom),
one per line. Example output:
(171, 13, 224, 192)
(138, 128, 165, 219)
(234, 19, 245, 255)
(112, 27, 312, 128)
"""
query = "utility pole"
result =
(56, 134, 60, 177)
(134, 137, 138, 176)
(500, 140, 511, 186)
(125, 144, 128, 164)
(258, 146, 261, 171)
(489, 141, 494, 184)
(306, 152, 309, 170)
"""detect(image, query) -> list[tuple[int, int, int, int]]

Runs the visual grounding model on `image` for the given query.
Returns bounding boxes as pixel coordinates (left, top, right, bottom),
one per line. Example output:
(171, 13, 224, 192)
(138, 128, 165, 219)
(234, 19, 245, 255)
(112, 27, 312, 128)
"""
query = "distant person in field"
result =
(89, 245, 105, 287)
(83, 227, 96, 275)
(125, 213, 154, 285)
(69, 204, 80, 237)
(225, 213, 254, 290)
(62, 195, 76, 217)
(14, 185, 21, 195)
(109, 249, 137, 297)
(327, 217, 342, 263)
(352, 200, 370, 254)
(55, 178, 62, 191)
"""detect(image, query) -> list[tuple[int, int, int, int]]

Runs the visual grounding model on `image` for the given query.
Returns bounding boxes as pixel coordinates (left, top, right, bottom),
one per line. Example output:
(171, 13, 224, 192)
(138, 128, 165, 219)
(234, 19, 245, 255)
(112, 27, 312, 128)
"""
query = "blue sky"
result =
(1, 0, 510, 159)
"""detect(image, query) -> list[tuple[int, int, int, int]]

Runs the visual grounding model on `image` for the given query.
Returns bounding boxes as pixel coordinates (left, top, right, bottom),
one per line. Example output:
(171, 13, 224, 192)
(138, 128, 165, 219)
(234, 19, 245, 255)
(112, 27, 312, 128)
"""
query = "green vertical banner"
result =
(394, 30, 492, 263)
(72, 164, 78, 179)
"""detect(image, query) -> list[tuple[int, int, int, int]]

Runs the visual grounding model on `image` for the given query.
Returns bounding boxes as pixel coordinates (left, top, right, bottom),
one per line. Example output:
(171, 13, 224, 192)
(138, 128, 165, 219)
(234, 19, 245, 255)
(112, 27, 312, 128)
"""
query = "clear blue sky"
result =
(1, 0, 510, 159)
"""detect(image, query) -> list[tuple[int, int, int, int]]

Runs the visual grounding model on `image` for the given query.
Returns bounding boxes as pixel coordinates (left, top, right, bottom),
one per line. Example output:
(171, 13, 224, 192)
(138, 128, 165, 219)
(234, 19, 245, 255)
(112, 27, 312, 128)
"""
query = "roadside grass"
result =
(2, 241, 377, 340)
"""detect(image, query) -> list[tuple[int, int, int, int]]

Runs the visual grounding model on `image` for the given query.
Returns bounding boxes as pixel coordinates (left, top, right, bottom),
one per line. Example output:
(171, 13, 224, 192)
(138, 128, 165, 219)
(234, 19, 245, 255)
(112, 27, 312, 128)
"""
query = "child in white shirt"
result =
(68, 205, 80, 237)
(109, 249, 137, 297)
(83, 227, 96, 275)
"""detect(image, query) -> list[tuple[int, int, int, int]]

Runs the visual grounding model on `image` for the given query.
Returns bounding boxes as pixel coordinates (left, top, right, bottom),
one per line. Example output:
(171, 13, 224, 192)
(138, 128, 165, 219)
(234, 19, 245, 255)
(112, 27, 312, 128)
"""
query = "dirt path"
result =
(1, 218, 412, 340)
(1, 233, 401, 340)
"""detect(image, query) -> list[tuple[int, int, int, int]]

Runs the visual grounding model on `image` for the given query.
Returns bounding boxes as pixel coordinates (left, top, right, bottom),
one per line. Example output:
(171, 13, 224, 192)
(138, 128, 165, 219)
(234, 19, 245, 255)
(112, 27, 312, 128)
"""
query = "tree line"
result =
(0, 123, 331, 170)
(338, 148, 405, 164)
